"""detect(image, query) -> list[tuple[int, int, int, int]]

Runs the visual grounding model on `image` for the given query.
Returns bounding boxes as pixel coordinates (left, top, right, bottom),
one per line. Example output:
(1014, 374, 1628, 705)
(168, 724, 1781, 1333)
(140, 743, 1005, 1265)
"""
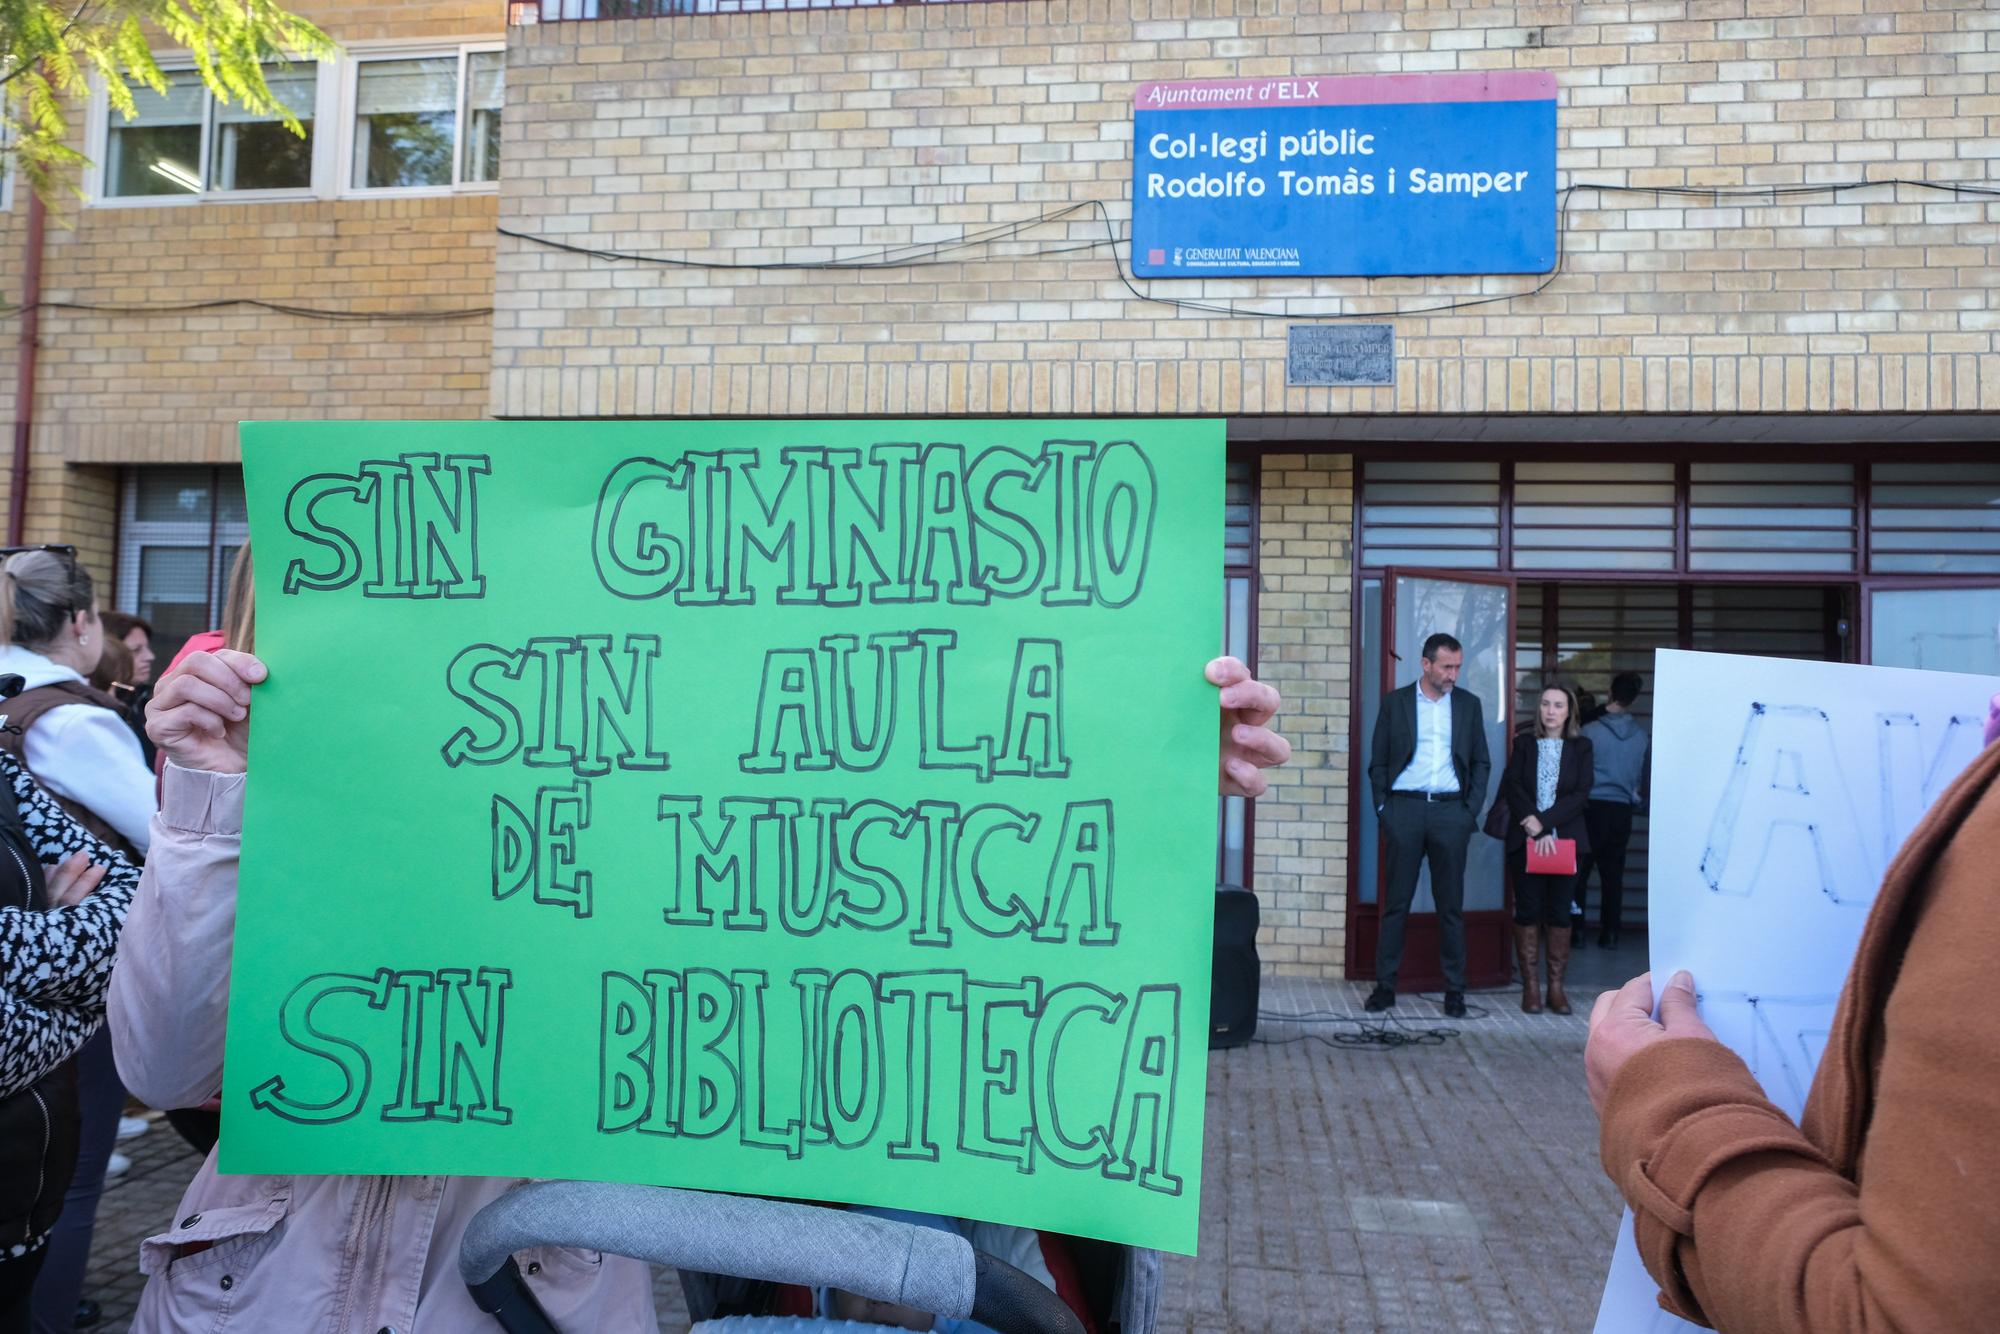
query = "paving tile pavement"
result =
(82, 968, 1632, 1333)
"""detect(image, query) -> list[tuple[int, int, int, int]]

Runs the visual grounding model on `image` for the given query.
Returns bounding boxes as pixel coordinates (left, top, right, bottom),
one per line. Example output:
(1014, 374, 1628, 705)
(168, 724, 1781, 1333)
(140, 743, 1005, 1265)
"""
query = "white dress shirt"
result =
(1392, 685, 1460, 796)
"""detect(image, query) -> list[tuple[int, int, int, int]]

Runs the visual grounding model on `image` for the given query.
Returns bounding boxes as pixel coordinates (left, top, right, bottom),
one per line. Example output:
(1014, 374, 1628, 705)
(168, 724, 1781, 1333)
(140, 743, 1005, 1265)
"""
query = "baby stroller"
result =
(460, 1180, 1161, 1334)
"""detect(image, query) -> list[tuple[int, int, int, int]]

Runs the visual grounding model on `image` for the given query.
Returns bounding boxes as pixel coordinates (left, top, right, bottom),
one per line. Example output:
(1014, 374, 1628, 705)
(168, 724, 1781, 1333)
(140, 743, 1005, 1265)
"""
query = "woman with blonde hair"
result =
(0, 546, 153, 857)
(0, 545, 154, 1334)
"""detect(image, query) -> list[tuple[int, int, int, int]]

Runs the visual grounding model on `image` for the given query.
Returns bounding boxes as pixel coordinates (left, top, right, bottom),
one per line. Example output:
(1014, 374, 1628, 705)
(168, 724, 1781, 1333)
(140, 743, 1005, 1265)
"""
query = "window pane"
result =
(1871, 553, 2000, 574)
(1870, 587, 2000, 674)
(463, 51, 503, 184)
(354, 58, 457, 188)
(1362, 504, 1501, 526)
(1687, 463, 1858, 574)
(1513, 505, 1675, 527)
(210, 66, 316, 191)
(1514, 548, 1675, 571)
(1364, 547, 1499, 569)
(1357, 579, 1382, 903)
(218, 473, 248, 526)
(107, 71, 205, 197)
(1688, 506, 1855, 528)
(1360, 462, 1501, 569)
(1870, 463, 2000, 484)
(1693, 528, 1853, 550)
(1871, 530, 2000, 553)
(1363, 461, 1498, 482)
(134, 467, 215, 524)
(1872, 507, 2000, 529)
(1873, 486, 2000, 507)
(1515, 461, 1675, 483)
(1692, 463, 1855, 482)
(1689, 551, 1854, 572)
(1868, 464, 2000, 574)
(1518, 528, 1675, 549)
(1217, 573, 1253, 887)
(135, 546, 213, 658)
(1516, 482, 1677, 504)
(1362, 526, 1498, 548)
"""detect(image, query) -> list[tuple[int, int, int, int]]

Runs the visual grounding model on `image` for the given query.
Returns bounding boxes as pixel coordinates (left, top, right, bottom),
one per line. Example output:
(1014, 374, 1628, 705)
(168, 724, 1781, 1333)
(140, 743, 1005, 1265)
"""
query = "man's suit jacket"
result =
(1368, 682, 1491, 813)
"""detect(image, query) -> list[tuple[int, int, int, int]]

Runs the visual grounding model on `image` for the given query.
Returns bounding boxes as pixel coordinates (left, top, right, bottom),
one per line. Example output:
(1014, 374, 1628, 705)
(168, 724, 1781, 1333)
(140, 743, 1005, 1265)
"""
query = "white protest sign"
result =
(1592, 649, 1996, 1333)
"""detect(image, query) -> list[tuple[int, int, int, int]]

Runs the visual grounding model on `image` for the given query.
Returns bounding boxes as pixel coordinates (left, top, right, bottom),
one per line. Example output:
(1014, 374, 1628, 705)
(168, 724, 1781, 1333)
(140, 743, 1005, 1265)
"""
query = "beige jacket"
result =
(108, 765, 658, 1333)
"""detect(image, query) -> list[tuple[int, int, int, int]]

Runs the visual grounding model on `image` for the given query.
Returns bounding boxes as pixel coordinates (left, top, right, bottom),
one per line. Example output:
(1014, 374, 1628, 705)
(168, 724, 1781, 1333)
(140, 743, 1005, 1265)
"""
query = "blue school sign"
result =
(1131, 72, 1558, 278)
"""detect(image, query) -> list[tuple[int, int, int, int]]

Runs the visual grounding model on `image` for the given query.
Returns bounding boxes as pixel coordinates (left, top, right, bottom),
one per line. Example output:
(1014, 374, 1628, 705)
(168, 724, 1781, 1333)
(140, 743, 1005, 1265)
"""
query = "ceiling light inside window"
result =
(150, 159, 200, 192)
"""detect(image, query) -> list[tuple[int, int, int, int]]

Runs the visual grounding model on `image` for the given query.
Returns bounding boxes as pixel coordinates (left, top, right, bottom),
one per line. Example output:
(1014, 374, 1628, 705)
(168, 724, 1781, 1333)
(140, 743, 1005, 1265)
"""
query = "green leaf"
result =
(1, 0, 338, 200)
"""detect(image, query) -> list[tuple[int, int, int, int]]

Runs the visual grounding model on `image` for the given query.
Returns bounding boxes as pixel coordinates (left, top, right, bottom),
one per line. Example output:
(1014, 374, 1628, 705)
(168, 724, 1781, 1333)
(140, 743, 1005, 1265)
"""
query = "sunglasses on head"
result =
(0, 544, 86, 618)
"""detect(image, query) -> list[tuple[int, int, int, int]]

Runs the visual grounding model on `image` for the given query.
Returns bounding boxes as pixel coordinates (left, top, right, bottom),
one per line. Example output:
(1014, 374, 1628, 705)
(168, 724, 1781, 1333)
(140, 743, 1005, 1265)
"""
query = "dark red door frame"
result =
(1346, 565, 1520, 989)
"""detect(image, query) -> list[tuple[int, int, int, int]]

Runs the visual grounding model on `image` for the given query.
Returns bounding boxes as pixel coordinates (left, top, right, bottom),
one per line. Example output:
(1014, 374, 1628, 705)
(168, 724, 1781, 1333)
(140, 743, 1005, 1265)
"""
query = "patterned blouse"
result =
(1, 749, 141, 1099)
(1535, 737, 1563, 813)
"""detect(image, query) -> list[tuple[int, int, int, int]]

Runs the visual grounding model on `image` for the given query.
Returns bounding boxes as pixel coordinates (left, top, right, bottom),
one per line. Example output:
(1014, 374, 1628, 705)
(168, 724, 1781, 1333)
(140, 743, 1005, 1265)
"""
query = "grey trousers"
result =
(1377, 794, 1474, 992)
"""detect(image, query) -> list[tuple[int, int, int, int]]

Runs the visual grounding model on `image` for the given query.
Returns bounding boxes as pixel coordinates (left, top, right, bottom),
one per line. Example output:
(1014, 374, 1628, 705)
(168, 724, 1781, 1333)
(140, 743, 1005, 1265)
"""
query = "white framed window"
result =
(114, 467, 250, 667)
(341, 44, 505, 195)
(96, 63, 323, 202)
(82, 40, 503, 205)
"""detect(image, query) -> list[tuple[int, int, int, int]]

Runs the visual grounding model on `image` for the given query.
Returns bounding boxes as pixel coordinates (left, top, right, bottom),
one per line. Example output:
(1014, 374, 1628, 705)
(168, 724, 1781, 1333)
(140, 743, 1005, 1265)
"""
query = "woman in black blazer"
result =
(1502, 683, 1594, 1014)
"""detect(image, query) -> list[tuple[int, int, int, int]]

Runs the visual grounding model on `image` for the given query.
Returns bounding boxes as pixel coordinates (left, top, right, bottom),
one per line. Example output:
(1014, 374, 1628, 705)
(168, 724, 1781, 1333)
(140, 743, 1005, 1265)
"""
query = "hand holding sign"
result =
(147, 649, 266, 774)
(1208, 656, 1288, 797)
(1584, 970, 1718, 1115)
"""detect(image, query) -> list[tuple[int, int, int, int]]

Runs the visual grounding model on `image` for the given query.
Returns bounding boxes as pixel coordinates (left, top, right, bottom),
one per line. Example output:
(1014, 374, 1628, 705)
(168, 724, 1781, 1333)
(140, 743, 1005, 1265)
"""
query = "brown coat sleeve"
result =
(1600, 772, 2000, 1333)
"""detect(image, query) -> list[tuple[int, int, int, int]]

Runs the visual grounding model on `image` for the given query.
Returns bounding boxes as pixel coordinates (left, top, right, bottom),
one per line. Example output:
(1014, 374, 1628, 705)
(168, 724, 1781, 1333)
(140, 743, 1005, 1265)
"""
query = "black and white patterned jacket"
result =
(0, 749, 141, 1095)
(1, 748, 143, 1252)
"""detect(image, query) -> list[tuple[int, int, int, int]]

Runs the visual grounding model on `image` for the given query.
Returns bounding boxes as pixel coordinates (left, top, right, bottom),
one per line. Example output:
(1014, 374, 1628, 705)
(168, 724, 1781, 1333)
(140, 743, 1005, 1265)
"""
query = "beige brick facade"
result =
(2, 1, 1994, 972)
(490, 0, 2000, 973)
(494, 2, 2000, 420)
(0, 0, 506, 585)
(1249, 454, 1354, 975)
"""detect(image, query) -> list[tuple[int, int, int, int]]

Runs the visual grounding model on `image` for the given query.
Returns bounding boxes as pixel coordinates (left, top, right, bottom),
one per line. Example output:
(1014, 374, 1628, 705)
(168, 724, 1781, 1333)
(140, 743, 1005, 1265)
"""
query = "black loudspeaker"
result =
(1210, 885, 1260, 1049)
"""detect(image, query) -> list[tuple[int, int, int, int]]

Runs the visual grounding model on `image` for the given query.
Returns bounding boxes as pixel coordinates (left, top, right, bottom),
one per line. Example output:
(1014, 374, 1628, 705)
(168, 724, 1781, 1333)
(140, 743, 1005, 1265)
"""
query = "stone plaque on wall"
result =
(1286, 324, 1395, 386)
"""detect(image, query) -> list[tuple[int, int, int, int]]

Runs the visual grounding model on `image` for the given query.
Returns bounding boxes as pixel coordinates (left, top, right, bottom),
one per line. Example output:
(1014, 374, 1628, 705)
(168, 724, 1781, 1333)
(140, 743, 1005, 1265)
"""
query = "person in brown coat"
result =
(1584, 737, 2000, 1332)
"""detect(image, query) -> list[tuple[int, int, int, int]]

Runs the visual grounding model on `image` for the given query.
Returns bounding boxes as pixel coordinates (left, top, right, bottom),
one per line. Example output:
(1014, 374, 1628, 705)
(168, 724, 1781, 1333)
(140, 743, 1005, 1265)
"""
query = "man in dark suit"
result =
(1366, 631, 1491, 1017)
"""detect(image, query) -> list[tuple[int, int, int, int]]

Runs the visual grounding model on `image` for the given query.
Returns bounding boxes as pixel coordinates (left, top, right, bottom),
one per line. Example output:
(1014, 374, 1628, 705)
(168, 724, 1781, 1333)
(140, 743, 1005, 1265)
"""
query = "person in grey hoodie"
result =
(1577, 671, 1650, 949)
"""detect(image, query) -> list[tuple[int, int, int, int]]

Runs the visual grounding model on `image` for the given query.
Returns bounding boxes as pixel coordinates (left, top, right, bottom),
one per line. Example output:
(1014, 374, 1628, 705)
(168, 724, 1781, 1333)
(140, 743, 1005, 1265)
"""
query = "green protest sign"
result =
(230, 420, 1223, 1254)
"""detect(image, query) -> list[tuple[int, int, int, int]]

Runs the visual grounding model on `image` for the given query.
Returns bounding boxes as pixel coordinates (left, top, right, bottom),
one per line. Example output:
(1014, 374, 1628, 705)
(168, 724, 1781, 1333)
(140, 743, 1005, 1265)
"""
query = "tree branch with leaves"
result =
(1, 0, 334, 202)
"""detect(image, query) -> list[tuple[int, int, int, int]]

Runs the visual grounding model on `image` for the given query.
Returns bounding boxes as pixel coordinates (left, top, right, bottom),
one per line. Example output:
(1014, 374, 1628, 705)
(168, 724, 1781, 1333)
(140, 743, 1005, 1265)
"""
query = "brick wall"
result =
(0, 0, 506, 584)
(494, 1, 2000, 419)
(1250, 454, 1354, 975)
(494, 0, 2000, 972)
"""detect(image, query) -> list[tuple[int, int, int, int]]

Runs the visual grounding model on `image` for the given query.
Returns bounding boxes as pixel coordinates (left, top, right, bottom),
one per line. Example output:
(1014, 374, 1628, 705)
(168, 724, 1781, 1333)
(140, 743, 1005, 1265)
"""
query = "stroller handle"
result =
(459, 1180, 1086, 1334)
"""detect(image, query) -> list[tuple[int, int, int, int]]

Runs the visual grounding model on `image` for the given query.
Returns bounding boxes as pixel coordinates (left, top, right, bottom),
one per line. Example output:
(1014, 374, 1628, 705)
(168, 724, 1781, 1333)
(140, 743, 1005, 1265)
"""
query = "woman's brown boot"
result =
(1515, 924, 1542, 1013)
(1545, 925, 1573, 1015)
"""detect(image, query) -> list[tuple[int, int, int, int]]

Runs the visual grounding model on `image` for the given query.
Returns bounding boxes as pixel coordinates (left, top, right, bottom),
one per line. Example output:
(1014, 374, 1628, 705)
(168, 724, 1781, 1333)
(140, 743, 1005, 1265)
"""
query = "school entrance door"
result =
(1343, 455, 2000, 990)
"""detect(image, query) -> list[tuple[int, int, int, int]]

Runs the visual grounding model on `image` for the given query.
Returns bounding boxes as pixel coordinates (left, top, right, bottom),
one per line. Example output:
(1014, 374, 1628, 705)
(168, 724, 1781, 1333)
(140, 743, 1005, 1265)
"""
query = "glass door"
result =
(1351, 569, 1516, 987)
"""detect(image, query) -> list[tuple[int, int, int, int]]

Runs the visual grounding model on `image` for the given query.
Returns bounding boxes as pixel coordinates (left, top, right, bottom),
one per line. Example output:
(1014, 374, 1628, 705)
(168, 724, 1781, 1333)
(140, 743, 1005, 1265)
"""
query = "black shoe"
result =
(1443, 991, 1467, 1018)
(1599, 929, 1620, 950)
(74, 1300, 102, 1330)
(1570, 918, 1588, 947)
(1364, 985, 1396, 1012)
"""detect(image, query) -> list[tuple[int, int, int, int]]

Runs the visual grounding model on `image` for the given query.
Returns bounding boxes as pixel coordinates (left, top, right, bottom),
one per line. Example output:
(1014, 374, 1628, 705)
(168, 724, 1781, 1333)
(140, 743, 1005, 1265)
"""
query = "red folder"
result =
(1526, 838, 1578, 876)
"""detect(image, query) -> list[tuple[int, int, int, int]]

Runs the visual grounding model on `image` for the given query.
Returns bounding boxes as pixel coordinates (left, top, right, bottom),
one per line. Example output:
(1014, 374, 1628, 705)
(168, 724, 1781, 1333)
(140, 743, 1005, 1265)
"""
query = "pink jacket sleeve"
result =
(108, 763, 245, 1110)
